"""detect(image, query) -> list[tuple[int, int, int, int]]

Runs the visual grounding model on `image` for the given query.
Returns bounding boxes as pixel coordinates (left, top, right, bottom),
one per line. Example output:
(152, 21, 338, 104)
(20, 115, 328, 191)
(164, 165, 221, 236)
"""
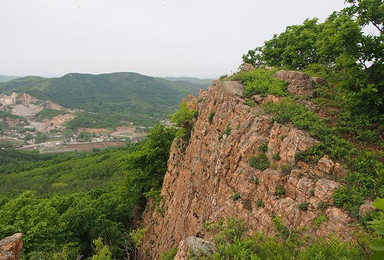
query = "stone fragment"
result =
(315, 179, 340, 203)
(242, 63, 255, 72)
(334, 163, 347, 178)
(274, 70, 314, 96)
(359, 200, 375, 217)
(317, 155, 335, 174)
(0, 233, 23, 260)
(174, 236, 216, 260)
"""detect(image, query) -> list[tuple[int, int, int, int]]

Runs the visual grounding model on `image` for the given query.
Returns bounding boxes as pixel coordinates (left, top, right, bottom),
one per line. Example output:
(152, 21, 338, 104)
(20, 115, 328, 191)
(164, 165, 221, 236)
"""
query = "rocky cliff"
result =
(140, 71, 358, 259)
(0, 233, 23, 260)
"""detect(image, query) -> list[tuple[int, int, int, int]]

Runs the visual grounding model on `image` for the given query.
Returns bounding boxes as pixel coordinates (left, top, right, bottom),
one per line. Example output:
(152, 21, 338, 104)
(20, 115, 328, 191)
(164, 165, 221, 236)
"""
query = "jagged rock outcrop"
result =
(140, 76, 356, 259)
(0, 233, 23, 260)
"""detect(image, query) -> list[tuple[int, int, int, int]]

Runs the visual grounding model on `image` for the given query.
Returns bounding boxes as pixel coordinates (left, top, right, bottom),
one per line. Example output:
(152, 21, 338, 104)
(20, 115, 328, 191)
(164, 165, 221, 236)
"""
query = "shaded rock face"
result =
(0, 233, 23, 260)
(140, 78, 356, 259)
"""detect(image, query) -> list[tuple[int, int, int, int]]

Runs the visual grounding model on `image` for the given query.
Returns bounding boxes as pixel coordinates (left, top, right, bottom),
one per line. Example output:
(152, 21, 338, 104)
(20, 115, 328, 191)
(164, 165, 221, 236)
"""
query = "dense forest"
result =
(0, 124, 175, 259)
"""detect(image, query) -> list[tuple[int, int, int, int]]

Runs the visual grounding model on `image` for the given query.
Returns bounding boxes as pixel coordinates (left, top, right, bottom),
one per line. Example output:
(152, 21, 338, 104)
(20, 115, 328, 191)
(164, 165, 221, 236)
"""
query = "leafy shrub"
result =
(253, 177, 260, 185)
(160, 248, 177, 260)
(129, 228, 147, 247)
(229, 69, 288, 97)
(369, 198, 384, 259)
(249, 154, 270, 171)
(298, 202, 309, 211)
(203, 218, 367, 259)
(317, 201, 330, 210)
(274, 185, 285, 196)
(256, 200, 265, 208)
(280, 164, 293, 175)
(259, 143, 268, 152)
(208, 111, 215, 123)
(272, 153, 281, 161)
(232, 192, 241, 201)
(243, 99, 256, 107)
(313, 215, 328, 229)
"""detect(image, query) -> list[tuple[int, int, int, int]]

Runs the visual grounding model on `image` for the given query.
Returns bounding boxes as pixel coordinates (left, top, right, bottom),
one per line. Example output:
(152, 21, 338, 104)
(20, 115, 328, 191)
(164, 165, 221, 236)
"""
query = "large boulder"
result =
(0, 233, 23, 260)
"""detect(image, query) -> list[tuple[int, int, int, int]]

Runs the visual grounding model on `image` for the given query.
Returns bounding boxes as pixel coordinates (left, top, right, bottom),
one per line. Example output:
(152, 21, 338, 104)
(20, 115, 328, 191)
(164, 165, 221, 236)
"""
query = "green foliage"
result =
(313, 215, 328, 229)
(129, 228, 147, 248)
(258, 143, 268, 152)
(34, 109, 67, 120)
(171, 101, 196, 142)
(229, 69, 288, 97)
(160, 248, 178, 260)
(0, 124, 175, 259)
(256, 200, 264, 208)
(298, 202, 310, 211)
(280, 164, 293, 175)
(243, 99, 256, 107)
(0, 72, 203, 127)
(274, 185, 285, 196)
(223, 124, 231, 136)
(272, 152, 281, 161)
(249, 154, 270, 171)
(232, 192, 241, 201)
(243, 2, 384, 133)
(35, 132, 48, 144)
(204, 218, 367, 259)
(208, 111, 215, 123)
(370, 198, 384, 260)
(91, 238, 112, 260)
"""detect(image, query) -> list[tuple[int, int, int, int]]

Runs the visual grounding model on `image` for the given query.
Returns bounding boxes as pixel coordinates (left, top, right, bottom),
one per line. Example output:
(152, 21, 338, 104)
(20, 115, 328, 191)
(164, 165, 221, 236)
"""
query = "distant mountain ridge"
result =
(0, 72, 210, 126)
(0, 75, 19, 83)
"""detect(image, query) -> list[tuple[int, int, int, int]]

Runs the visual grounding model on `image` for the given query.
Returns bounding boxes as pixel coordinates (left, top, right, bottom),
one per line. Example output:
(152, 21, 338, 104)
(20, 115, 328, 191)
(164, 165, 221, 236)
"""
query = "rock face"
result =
(274, 70, 327, 96)
(0, 233, 23, 260)
(174, 236, 216, 260)
(140, 77, 355, 259)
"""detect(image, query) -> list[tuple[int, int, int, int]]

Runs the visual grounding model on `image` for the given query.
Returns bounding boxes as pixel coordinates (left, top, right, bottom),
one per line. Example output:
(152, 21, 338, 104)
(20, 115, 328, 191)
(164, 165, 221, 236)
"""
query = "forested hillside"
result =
(0, 125, 175, 259)
(0, 72, 205, 127)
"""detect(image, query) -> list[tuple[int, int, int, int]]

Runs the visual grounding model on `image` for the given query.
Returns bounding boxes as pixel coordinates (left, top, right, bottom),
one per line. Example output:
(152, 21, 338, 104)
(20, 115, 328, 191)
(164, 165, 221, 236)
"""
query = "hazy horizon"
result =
(1, 0, 346, 78)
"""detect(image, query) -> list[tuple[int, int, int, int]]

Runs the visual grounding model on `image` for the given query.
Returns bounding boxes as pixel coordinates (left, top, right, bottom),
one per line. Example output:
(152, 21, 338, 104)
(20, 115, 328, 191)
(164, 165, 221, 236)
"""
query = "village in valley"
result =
(0, 92, 147, 153)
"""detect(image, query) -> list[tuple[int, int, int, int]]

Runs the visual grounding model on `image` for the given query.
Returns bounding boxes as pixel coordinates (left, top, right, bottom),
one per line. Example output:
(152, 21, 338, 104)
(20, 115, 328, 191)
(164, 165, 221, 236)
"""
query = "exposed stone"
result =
(242, 63, 255, 72)
(274, 70, 314, 96)
(0, 233, 23, 260)
(359, 200, 375, 217)
(315, 179, 339, 203)
(317, 155, 335, 174)
(174, 236, 216, 260)
(334, 163, 347, 178)
(19, 93, 37, 105)
(311, 77, 328, 86)
(139, 77, 357, 259)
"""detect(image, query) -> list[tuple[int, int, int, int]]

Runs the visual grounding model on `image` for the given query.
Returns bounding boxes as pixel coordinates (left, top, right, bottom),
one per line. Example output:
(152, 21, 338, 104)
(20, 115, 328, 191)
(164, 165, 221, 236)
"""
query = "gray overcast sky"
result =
(0, 0, 346, 78)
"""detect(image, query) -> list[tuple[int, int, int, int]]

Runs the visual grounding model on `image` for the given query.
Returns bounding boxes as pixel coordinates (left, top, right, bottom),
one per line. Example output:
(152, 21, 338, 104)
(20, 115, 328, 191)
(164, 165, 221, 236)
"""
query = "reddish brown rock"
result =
(359, 200, 375, 217)
(242, 63, 255, 72)
(139, 78, 357, 259)
(317, 155, 335, 174)
(0, 233, 23, 260)
(274, 70, 314, 96)
(315, 179, 339, 203)
(334, 163, 347, 178)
